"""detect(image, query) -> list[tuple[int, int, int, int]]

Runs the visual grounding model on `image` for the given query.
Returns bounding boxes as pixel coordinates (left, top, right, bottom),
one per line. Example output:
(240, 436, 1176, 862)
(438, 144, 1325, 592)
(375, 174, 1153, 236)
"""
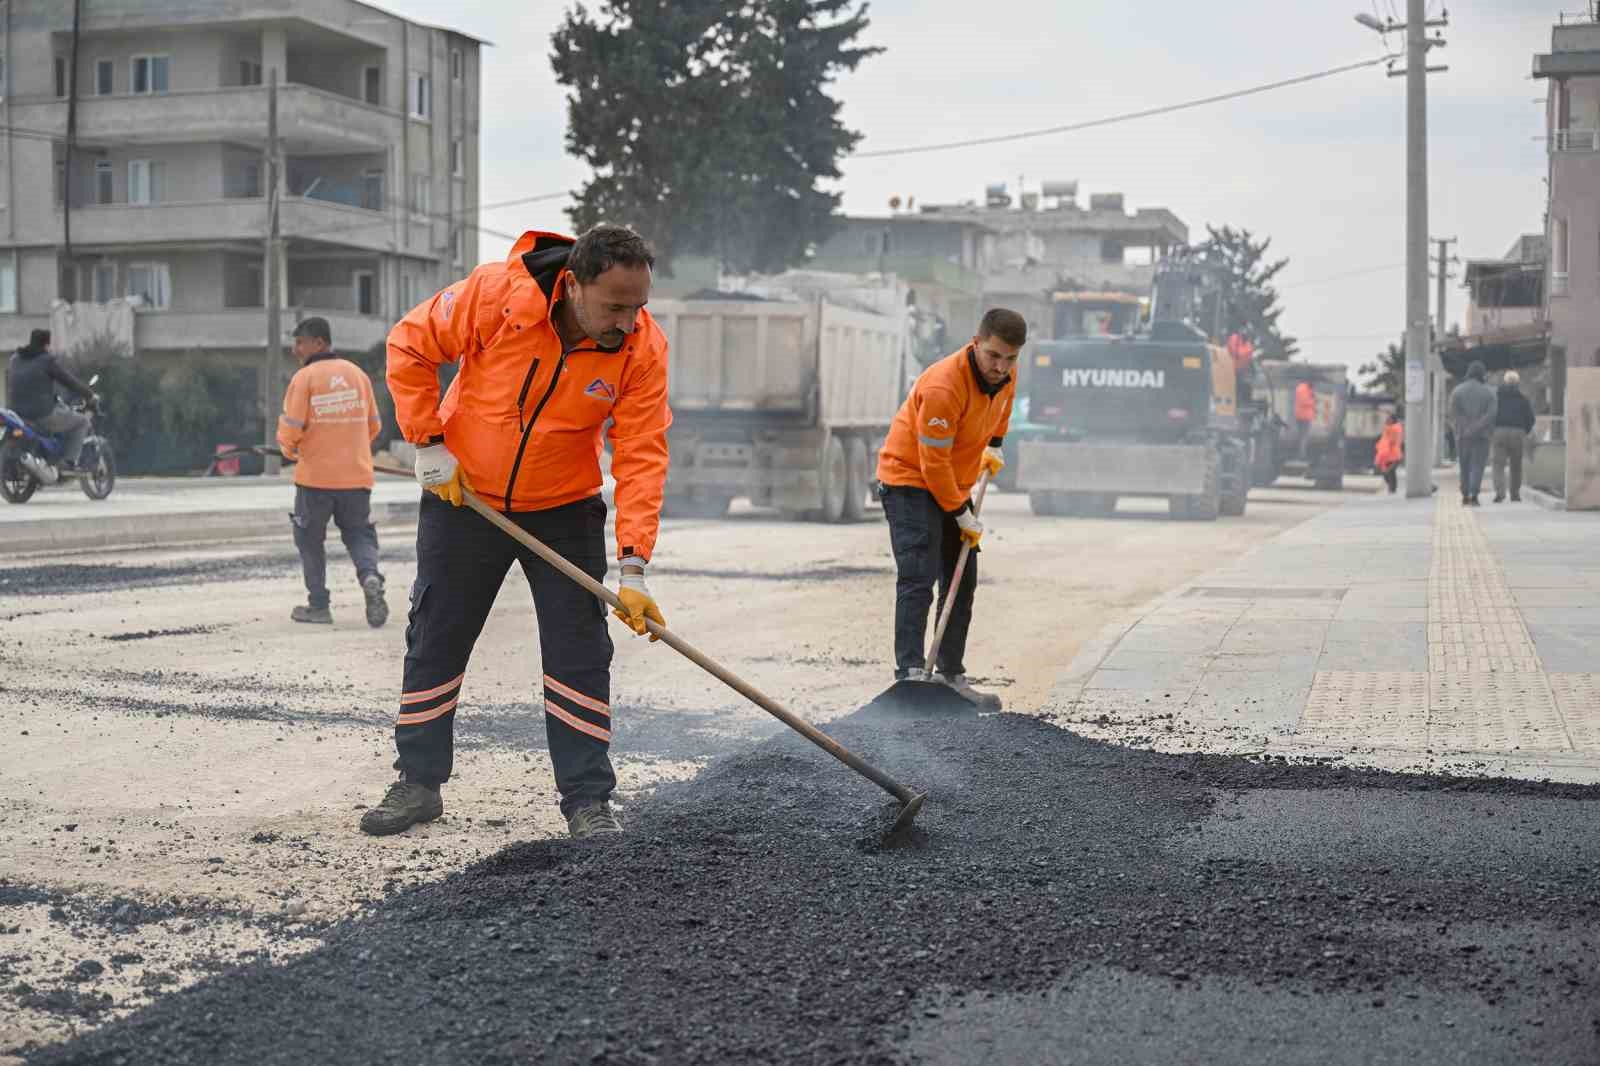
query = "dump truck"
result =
(1014, 320, 1253, 520)
(1254, 360, 1349, 490)
(1344, 392, 1397, 472)
(648, 295, 906, 521)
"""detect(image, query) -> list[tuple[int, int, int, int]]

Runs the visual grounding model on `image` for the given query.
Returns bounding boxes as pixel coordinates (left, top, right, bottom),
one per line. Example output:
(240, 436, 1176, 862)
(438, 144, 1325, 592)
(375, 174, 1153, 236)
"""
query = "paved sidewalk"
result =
(1047, 492, 1600, 783)
(2, 474, 423, 553)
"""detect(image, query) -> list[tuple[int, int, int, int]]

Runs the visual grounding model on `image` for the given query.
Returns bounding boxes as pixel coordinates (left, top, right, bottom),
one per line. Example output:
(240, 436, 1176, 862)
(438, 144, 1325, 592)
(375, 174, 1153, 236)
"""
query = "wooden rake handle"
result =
(922, 469, 992, 675)
(376, 465, 923, 807)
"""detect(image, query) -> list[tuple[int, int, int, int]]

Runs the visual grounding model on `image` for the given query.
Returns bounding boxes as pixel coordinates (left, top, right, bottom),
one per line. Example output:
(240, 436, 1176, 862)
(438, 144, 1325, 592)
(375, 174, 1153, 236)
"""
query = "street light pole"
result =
(1402, 0, 1430, 497)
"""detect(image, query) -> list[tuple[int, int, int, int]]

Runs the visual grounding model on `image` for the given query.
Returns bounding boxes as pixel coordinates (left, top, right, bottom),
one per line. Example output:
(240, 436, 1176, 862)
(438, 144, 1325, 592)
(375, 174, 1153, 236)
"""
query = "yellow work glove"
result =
(954, 508, 983, 549)
(414, 442, 471, 507)
(980, 445, 1005, 479)
(614, 571, 665, 641)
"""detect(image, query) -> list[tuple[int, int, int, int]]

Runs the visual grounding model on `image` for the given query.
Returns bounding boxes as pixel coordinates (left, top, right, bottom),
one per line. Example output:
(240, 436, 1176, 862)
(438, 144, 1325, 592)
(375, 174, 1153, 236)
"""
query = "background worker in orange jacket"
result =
(1293, 379, 1316, 459)
(360, 225, 671, 841)
(276, 316, 387, 628)
(1374, 411, 1404, 494)
(876, 308, 1024, 710)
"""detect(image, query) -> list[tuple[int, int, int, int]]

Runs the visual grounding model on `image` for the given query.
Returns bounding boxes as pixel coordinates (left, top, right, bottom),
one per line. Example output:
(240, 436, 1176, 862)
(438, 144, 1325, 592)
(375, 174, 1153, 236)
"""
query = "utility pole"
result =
(1432, 236, 1458, 339)
(1430, 235, 1459, 470)
(262, 68, 282, 476)
(1357, 2, 1450, 497)
(61, 0, 82, 298)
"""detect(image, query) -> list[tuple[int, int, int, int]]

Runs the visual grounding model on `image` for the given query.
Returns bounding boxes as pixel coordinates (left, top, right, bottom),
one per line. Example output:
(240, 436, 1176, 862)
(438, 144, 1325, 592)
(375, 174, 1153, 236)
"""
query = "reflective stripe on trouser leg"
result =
(393, 495, 519, 786)
(517, 496, 615, 816)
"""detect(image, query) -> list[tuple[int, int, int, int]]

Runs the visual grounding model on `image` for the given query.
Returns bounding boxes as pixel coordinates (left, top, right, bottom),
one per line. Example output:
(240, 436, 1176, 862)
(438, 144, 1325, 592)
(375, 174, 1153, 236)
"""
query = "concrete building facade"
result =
(0, 0, 482, 366)
(1536, 15, 1600, 372)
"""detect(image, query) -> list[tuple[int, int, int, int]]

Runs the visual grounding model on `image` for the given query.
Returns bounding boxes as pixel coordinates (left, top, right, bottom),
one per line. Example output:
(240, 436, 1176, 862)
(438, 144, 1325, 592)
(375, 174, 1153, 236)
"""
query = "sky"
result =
(386, 0, 1563, 375)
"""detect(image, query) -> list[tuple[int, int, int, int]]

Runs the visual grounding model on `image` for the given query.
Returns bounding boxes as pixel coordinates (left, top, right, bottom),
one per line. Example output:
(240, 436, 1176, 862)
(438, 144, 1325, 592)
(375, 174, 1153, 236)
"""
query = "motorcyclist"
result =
(5, 329, 98, 470)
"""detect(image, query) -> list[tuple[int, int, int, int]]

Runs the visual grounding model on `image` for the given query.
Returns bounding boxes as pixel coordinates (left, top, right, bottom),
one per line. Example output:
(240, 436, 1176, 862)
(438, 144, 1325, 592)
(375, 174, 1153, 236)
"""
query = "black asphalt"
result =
(27, 699, 1600, 1065)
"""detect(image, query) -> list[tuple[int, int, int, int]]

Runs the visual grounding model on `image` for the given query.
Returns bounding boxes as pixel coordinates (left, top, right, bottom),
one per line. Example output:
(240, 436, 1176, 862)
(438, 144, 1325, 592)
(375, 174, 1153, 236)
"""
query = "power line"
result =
(850, 55, 1396, 159)
(1278, 262, 1405, 289)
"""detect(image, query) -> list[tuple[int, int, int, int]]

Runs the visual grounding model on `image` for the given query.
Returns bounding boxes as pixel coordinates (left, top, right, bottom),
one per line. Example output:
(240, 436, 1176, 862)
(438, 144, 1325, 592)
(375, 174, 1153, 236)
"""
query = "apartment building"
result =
(0, 0, 482, 364)
(1535, 10, 1600, 372)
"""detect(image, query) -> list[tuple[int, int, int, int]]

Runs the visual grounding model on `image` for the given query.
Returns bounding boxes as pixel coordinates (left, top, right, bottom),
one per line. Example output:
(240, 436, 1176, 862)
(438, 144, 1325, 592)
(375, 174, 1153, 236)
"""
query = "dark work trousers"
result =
(1381, 466, 1398, 494)
(882, 484, 977, 678)
(1457, 434, 1490, 500)
(395, 492, 615, 816)
(291, 486, 382, 609)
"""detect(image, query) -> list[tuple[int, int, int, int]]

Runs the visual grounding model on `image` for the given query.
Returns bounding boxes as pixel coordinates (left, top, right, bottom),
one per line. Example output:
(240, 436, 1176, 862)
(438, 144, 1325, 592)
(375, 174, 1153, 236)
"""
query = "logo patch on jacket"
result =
(927, 416, 950, 429)
(584, 378, 617, 403)
(438, 289, 457, 320)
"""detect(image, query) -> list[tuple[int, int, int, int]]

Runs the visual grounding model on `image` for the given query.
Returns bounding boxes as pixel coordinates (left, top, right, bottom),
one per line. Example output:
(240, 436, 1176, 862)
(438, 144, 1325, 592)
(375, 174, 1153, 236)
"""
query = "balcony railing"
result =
(59, 197, 399, 254)
(1554, 128, 1599, 152)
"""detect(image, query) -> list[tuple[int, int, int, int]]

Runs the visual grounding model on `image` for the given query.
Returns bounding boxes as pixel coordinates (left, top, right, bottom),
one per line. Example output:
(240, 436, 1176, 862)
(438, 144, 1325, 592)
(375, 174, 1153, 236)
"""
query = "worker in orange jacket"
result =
(277, 316, 387, 628)
(1293, 379, 1317, 460)
(1374, 411, 1404, 494)
(360, 225, 672, 841)
(876, 308, 1024, 710)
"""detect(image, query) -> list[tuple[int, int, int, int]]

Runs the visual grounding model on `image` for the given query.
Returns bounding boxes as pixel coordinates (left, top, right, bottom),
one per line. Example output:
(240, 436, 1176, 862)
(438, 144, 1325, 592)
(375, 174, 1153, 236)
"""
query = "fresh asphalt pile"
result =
(31, 702, 1600, 1065)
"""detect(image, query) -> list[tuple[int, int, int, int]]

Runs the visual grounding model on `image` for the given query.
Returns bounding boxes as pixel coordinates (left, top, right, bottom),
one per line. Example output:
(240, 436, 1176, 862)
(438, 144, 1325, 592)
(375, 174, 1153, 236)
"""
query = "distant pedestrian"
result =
(1448, 361, 1497, 506)
(1293, 379, 1316, 459)
(1374, 411, 1404, 494)
(277, 316, 388, 627)
(1491, 369, 1536, 503)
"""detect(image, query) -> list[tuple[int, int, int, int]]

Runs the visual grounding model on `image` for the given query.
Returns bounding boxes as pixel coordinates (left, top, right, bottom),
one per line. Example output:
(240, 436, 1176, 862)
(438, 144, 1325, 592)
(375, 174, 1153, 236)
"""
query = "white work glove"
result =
(954, 507, 983, 549)
(414, 442, 470, 506)
(614, 569, 665, 641)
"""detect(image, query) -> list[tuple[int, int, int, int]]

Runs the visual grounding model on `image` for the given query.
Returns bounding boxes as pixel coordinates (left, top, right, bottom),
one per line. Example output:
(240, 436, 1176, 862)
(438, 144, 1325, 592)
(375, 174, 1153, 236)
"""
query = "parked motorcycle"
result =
(0, 375, 117, 503)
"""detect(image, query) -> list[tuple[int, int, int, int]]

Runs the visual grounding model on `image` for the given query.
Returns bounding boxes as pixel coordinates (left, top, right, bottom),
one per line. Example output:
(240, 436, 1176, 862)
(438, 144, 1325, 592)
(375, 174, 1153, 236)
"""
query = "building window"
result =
(1100, 238, 1124, 264)
(130, 55, 170, 95)
(452, 227, 464, 266)
(240, 60, 262, 86)
(126, 262, 171, 309)
(91, 262, 116, 304)
(55, 162, 66, 205)
(95, 160, 114, 205)
(362, 65, 381, 106)
(450, 49, 463, 82)
(0, 253, 16, 314)
(95, 59, 114, 95)
(54, 56, 67, 98)
(0, 55, 7, 98)
(412, 174, 430, 218)
(128, 160, 162, 205)
(450, 138, 464, 177)
(1553, 217, 1570, 297)
(361, 169, 384, 211)
(411, 74, 430, 119)
(353, 271, 376, 315)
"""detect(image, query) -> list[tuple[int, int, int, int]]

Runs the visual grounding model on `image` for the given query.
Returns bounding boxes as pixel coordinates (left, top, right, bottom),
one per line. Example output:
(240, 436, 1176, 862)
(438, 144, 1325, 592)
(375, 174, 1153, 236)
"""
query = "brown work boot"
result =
(359, 776, 443, 836)
(361, 574, 389, 628)
(291, 604, 333, 625)
(567, 801, 623, 840)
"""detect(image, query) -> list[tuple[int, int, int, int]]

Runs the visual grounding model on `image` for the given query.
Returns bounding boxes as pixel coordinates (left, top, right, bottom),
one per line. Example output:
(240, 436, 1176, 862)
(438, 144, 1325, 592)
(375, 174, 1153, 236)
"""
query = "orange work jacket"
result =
(1294, 381, 1316, 423)
(277, 353, 380, 490)
(1374, 422, 1404, 471)
(386, 231, 672, 563)
(877, 346, 1013, 513)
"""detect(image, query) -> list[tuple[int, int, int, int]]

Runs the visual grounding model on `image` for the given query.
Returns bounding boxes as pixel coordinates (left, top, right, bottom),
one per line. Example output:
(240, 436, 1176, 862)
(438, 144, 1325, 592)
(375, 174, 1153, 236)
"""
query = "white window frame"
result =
(94, 59, 114, 96)
(128, 159, 161, 205)
(130, 54, 170, 95)
(0, 252, 17, 314)
(410, 73, 430, 119)
(362, 65, 381, 106)
(412, 173, 430, 219)
(352, 270, 376, 315)
(126, 261, 171, 310)
(450, 49, 463, 82)
(94, 160, 114, 205)
(451, 138, 464, 177)
(91, 261, 116, 304)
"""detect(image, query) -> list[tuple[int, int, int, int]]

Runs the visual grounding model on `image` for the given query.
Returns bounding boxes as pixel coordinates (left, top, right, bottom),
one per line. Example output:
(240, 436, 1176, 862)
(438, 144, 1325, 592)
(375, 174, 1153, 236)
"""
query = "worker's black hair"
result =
(1467, 360, 1488, 381)
(568, 224, 655, 284)
(28, 328, 50, 349)
(977, 308, 1027, 348)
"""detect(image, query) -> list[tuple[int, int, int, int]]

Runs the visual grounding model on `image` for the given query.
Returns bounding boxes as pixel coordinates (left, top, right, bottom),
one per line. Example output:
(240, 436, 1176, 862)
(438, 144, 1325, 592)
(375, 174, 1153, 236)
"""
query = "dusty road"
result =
(0, 485, 1337, 1054)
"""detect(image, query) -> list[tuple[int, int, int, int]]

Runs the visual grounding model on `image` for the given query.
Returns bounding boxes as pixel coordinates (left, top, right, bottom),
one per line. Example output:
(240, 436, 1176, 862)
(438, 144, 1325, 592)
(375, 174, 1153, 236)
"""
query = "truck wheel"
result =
(1028, 490, 1062, 516)
(1251, 433, 1279, 487)
(842, 437, 870, 522)
(1173, 448, 1220, 521)
(814, 434, 848, 523)
(1080, 493, 1117, 517)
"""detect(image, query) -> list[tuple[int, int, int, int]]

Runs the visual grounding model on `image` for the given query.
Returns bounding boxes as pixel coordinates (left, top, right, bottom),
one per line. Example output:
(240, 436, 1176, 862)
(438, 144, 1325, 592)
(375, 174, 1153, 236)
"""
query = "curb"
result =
(8, 498, 422, 555)
(1524, 486, 1567, 512)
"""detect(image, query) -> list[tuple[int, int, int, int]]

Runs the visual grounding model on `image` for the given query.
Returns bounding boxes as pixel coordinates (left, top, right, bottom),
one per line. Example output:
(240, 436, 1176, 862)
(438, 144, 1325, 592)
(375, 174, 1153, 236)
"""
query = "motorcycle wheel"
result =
(0, 439, 39, 503)
(80, 437, 116, 500)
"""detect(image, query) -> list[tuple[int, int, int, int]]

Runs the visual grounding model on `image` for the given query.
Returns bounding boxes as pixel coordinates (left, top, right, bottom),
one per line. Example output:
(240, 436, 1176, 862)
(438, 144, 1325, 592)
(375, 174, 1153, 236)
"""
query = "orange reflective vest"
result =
(1294, 381, 1316, 423)
(1374, 422, 1404, 471)
(877, 346, 1013, 513)
(277, 353, 380, 490)
(386, 230, 672, 562)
